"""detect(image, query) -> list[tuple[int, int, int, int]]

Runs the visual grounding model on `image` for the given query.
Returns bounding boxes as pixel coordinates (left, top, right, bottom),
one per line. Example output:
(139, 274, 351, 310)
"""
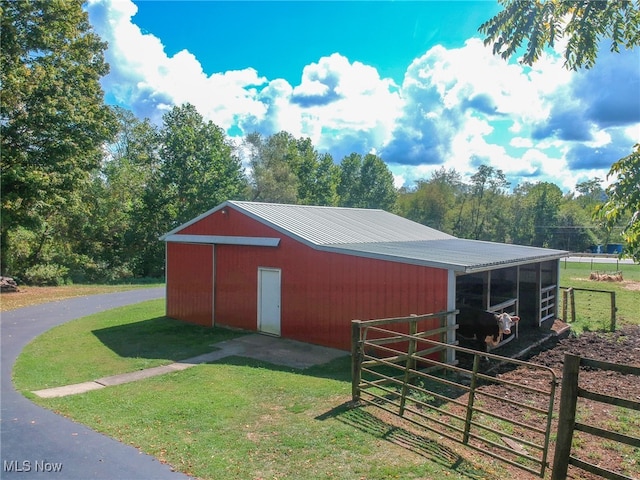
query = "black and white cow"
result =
(457, 307, 520, 353)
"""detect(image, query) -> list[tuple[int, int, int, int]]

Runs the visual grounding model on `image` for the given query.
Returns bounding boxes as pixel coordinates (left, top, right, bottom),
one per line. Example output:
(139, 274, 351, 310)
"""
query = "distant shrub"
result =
(23, 264, 70, 286)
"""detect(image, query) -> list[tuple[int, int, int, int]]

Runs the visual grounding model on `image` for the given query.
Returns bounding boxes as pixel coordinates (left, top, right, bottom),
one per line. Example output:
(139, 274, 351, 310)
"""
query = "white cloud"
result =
(290, 53, 403, 157)
(382, 38, 572, 186)
(624, 124, 640, 142)
(87, 0, 401, 157)
(392, 173, 406, 189)
(382, 37, 639, 191)
(86, 0, 638, 193)
(87, 0, 269, 127)
(510, 137, 533, 148)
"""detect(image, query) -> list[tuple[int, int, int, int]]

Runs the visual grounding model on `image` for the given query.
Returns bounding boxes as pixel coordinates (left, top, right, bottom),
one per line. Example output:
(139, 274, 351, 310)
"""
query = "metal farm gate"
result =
(351, 312, 558, 477)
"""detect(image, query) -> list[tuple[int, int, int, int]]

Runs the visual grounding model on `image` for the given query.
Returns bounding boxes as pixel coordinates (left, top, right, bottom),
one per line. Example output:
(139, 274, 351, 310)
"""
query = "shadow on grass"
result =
(207, 354, 353, 383)
(92, 317, 246, 361)
(316, 402, 490, 479)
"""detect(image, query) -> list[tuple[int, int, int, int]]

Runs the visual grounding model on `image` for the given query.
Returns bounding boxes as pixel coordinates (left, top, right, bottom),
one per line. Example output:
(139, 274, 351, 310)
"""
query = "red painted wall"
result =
(166, 242, 213, 327)
(167, 205, 449, 350)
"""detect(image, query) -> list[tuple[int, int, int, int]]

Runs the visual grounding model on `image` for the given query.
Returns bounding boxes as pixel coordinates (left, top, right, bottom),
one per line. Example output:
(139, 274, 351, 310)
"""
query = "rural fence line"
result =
(551, 353, 640, 480)
(561, 286, 617, 331)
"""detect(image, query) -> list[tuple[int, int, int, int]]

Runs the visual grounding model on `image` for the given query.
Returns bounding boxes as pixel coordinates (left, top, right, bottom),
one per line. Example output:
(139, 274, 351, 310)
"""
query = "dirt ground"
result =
(485, 324, 640, 479)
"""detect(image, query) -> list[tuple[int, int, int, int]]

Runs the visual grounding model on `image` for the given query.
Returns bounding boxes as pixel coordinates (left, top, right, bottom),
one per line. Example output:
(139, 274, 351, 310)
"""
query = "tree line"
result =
(1, 0, 637, 285)
(3, 100, 625, 285)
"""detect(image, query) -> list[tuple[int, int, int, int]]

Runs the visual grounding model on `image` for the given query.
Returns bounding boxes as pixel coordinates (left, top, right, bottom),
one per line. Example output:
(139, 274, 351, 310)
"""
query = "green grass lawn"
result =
(17, 300, 499, 480)
(39, 359, 496, 480)
(13, 300, 245, 390)
(559, 260, 640, 332)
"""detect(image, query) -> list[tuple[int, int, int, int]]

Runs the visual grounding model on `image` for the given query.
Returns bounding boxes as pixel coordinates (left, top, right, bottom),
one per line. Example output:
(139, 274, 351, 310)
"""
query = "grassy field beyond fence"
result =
(559, 260, 640, 332)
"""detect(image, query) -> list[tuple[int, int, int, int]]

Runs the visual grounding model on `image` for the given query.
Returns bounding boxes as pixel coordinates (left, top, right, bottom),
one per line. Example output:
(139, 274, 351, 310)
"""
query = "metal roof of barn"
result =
(228, 200, 455, 244)
(325, 239, 567, 273)
(163, 201, 568, 273)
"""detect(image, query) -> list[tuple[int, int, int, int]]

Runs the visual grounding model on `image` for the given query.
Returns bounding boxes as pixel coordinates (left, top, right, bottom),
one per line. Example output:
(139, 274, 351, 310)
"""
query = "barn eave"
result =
(321, 239, 569, 274)
(162, 234, 280, 247)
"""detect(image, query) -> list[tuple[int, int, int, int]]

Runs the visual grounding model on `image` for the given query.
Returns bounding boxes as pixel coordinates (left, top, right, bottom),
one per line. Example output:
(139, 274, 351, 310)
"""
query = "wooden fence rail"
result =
(551, 354, 640, 480)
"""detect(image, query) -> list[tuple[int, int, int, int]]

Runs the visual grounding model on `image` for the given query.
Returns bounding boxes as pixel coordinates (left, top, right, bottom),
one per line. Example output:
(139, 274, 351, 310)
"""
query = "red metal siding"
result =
(166, 242, 213, 327)
(180, 207, 280, 237)
(168, 205, 449, 350)
(298, 253, 447, 350)
(214, 244, 261, 331)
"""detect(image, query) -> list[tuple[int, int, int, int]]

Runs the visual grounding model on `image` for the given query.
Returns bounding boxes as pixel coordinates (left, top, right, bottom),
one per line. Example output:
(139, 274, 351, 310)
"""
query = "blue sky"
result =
(86, 0, 640, 192)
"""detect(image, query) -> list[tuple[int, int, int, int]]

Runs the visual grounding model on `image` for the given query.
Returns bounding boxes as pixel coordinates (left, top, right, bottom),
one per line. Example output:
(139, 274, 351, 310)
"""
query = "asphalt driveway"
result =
(0, 288, 193, 479)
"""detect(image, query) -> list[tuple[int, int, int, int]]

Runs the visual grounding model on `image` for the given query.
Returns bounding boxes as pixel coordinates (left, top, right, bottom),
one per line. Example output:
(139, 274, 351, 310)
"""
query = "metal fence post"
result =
(462, 353, 481, 445)
(351, 320, 362, 402)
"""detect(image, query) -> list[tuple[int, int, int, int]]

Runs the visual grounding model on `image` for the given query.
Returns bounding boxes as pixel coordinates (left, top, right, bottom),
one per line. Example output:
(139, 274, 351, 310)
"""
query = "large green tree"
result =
(555, 199, 600, 252)
(454, 165, 510, 240)
(160, 104, 247, 228)
(337, 153, 398, 211)
(480, 0, 640, 70)
(86, 107, 164, 279)
(1, 0, 117, 277)
(292, 137, 339, 206)
(245, 132, 299, 203)
(511, 182, 563, 247)
(246, 131, 338, 205)
(398, 167, 462, 233)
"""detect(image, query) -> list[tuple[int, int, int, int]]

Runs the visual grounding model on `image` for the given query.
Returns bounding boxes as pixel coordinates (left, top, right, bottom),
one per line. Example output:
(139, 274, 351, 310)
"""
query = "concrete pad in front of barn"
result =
(33, 334, 348, 398)
(211, 334, 348, 369)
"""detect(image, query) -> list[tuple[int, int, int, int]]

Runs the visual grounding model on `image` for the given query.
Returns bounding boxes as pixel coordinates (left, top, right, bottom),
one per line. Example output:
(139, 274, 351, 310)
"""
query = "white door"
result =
(258, 268, 281, 336)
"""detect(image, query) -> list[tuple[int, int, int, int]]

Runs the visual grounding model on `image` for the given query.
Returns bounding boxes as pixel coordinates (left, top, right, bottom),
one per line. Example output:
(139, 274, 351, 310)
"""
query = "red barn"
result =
(161, 201, 567, 351)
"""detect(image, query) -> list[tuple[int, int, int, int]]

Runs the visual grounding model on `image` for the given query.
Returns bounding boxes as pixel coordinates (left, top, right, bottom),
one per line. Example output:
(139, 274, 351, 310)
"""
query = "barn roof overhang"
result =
(162, 234, 280, 247)
(319, 239, 568, 274)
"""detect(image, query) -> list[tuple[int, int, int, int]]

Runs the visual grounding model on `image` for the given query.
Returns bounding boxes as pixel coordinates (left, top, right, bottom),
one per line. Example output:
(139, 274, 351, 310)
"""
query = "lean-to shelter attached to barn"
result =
(161, 201, 568, 351)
